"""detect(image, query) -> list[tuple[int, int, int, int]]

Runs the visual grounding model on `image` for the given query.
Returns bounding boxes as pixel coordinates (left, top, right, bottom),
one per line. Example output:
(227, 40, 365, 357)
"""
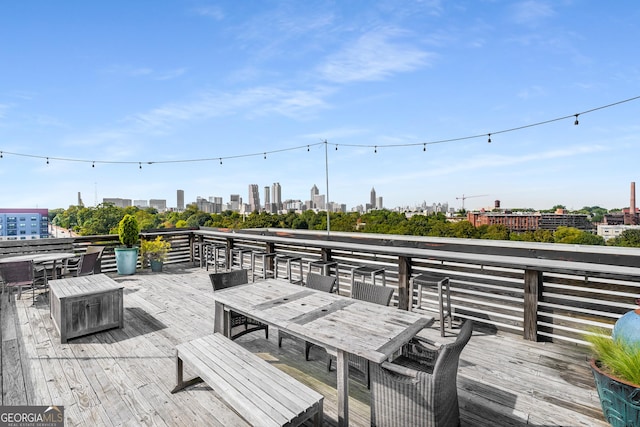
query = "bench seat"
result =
(171, 333, 324, 427)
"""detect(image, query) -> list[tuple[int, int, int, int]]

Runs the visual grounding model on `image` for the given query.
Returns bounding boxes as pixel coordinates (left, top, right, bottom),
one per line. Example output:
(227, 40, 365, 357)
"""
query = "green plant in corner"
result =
(585, 327, 640, 386)
(140, 236, 172, 267)
(118, 214, 140, 247)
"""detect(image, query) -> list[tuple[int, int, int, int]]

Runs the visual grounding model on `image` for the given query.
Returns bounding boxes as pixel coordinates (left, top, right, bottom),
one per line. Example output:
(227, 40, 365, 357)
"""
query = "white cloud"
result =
(511, 1, 555, 27)
(195, 6, 224, 21)
(155, 68, 188, 81)
(318, 29, 432, 83)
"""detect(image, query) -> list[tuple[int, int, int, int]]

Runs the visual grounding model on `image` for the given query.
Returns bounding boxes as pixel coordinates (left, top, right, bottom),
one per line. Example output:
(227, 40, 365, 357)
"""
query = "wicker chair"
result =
(370, 320, 473, 427)
(327, 281, 394, 387)
(0, 260, 46, 302)
(278, 273, 337, 360)
(209, 269, 269, 340)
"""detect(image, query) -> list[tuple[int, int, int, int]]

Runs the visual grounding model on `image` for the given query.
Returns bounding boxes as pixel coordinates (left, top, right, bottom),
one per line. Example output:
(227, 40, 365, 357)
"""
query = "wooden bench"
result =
(171, 333, 324, 427)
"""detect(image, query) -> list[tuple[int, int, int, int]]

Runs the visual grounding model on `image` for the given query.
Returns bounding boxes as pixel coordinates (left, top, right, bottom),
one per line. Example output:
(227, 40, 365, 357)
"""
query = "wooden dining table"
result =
(212, 278, 434, 426)
(0, 252, 77, 279)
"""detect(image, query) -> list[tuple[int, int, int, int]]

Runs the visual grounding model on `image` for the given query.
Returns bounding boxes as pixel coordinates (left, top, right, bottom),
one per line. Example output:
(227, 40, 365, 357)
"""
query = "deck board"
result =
(1, 266, 608, 426)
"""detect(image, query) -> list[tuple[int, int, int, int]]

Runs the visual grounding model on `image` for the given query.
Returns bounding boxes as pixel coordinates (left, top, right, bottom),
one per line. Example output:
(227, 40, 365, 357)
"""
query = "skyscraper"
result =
(310, 184, 319, 207)
(248, 184, 261, 212)
(272, 182, 282, 211)
(264, 186, 271, 212)
(370, 187, 377, 209)
(177, 189, 184, 211)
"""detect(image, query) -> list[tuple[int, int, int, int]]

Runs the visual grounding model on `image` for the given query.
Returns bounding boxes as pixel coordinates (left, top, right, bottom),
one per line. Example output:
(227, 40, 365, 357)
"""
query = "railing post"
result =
(397, 256, 411, 311)
(266, 242, 275, 272)
(524, 269, 542, 341)
(321, 248, 332, 261)
(226, 238, 234, 268)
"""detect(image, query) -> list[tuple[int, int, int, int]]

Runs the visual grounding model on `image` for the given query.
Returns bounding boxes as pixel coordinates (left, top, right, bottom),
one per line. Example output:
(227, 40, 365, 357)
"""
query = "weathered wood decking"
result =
(1, 266, 607, 426)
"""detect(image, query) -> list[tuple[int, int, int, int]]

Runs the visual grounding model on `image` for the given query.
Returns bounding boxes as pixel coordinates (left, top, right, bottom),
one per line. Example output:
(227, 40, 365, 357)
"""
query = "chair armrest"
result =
(380, 361, 420, 378)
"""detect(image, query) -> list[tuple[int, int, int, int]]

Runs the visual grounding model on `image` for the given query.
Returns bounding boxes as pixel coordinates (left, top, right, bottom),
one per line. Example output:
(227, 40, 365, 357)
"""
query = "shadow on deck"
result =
(0, 265, 607, 426)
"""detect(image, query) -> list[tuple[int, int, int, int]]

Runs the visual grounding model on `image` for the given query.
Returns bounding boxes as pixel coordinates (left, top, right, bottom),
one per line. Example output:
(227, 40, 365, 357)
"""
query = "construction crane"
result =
(456, 194, 488, 210)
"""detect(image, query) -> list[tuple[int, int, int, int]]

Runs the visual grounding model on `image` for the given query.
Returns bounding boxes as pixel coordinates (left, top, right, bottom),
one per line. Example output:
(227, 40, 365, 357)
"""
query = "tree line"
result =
(49, 203, 640, 247)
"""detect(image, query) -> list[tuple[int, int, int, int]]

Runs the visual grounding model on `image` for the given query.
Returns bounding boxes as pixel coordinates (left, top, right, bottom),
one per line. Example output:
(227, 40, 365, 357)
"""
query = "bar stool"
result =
(411, 272, 453, 337)
(251, 251, 276, 282)
(230, 248, 252, 270)
(308, 260, 340, 293)
(350, 265, 386, 287)
(192, 241, 208, 268)
(275, 255, 304, 283)
(205, 244, 227, 272)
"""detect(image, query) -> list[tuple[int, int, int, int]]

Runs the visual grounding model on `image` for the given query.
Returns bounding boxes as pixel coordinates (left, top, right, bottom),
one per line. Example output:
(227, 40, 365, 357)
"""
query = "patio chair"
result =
(370, 319, 473, 427)
(74, 251, 101, 277)
(0, 260, 46, 302)
(209, 269, 269, 340)
(278, 273, 337, 360)
(63, 246, 105, 277)
(327, 281, 394, 387)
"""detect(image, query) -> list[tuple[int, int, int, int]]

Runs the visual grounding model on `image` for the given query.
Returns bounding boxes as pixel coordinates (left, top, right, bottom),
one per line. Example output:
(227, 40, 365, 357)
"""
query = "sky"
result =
(1, 1, 639, 212)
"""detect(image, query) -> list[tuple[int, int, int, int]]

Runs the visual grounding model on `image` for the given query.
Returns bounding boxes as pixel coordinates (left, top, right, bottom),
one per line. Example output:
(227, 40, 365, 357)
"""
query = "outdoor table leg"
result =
(213, 301, 232, 338)
(336, 349, 349, 427)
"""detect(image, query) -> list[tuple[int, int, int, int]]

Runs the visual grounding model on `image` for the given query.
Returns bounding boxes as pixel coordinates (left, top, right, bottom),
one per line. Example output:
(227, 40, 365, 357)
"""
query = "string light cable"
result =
(1, 95, 638, 166)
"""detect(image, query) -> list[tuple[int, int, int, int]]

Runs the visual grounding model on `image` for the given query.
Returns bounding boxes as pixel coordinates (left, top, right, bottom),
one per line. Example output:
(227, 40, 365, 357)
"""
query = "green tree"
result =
(481, 224, 510, 240)
(609, 229, 640, 247)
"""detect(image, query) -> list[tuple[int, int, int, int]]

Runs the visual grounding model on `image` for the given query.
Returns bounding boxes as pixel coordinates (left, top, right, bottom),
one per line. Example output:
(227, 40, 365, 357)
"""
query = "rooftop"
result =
(1, 265, 607, 426)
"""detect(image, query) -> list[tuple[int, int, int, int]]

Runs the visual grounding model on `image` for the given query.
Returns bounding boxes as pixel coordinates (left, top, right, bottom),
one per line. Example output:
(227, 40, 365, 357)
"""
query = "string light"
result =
(374, 146, 377, 153)
(92, 161, 95, 168)
(0, 95, 637, 167)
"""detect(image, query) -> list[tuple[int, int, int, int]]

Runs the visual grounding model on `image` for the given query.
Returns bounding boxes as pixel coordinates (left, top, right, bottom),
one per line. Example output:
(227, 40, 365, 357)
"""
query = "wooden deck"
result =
(1, 265, 607, 426)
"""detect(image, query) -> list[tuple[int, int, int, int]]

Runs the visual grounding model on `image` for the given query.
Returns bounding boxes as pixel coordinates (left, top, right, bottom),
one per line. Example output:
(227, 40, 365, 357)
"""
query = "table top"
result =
(0, 252, 77, 264)
(49, 273, 123, 298)
(212, 278, 433, 364)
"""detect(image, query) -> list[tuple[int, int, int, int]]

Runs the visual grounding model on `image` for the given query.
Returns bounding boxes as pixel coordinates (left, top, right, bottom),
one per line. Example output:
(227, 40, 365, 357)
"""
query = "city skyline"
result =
(1, 2, 640, 211)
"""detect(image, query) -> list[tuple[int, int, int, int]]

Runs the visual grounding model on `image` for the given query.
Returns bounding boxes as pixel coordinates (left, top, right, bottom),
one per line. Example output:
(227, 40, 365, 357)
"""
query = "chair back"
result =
(305, 273, 336, 293)
(351, 281, 394, 306)
(77, 251, 101, 276)
(433, 319, 473, 378)
(209, 269, 249, 291)
(0, 260, 34, 286)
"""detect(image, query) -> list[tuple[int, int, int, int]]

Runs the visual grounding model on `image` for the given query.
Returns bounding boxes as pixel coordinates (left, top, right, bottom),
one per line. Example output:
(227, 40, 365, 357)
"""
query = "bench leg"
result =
(171, 353, 204, 393)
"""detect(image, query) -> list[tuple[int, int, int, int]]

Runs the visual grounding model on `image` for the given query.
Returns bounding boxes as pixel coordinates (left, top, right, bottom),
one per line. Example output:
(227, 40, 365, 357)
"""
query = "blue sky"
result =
(1, 1, 639, 212)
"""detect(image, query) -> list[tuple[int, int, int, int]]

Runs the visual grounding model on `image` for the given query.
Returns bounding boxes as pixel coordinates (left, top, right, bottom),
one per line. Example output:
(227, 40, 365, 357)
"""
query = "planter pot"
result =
(150, 260, 163, 272)
(114, 247, 139, 275)
(590, 359, 640, 426)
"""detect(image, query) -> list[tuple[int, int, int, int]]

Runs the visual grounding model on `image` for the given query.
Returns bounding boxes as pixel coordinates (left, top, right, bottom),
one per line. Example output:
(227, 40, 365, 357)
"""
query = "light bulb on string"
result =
(487, 134, 492, 144)
(46, 157, 49, 165)
(92, 161, 95, 168)
(335, 145, 338, 151)
(574, 114, 579, 125)
(139, 162, 142, 169)
(219, 158, 222, 165)
(0, 151, 3, 158)
(374, 146, 377, 153)
(423, 144, 426, 152)
(264, 152, 266, 159)
(307, 145, 310, 152)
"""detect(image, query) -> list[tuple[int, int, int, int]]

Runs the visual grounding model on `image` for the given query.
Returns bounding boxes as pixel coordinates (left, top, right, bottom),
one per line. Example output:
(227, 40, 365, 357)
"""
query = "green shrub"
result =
(140, 236, 171, 266)
(118, 214, 140, 247)
(585, 327, 640, 385)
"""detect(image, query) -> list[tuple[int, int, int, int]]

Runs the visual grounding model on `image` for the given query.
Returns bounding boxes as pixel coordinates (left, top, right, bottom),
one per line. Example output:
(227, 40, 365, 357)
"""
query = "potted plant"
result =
(140, 236, 171, 272)
(586, 298, 640, 426)
(114, 214, 140, 275)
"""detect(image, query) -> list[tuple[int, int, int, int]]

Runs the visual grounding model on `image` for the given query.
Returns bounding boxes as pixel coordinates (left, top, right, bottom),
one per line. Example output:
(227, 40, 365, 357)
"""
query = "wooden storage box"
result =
(49, 274, 124, 343)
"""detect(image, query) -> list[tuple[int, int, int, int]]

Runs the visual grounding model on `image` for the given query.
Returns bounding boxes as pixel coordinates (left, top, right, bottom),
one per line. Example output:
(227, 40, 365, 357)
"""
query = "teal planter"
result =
(150, 260, 163, 272)
(590, 359, 640, 426)
(114, 247, 139, 275)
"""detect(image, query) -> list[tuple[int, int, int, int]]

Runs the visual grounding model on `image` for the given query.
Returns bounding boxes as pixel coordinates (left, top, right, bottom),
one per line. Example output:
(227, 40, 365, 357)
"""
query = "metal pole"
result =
(325, 140, 330, 235)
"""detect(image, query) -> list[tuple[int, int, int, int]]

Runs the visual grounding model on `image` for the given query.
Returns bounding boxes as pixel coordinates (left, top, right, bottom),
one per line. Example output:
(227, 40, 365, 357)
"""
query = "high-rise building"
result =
(103, 198, 132, 208)
(310, 184, 319, 207)
(377, 196, 383, 210)
(248, 184, 261, 212)
(177, 189, 184, 211)
(149, 199, 167, 211)
(264, 186, 271, 212)
(134, 200, 148, 208)
(230, 194, 241, 211)
(370, 187, 377, 209)
(272, 182, 282, 211)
